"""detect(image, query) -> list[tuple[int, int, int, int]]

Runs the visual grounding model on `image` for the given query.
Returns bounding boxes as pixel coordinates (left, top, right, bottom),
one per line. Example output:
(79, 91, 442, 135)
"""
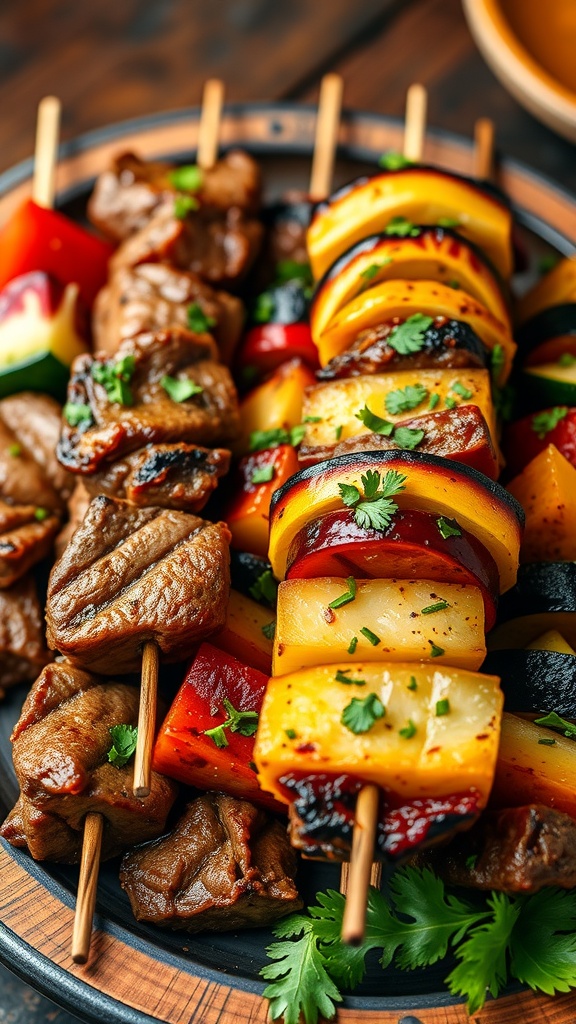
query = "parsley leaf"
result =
(490, 343, 506, 384)
(378, 151, 414, 170)
(161, 375, 203, 402)
(385, 383, 429, 415)
(335, 668, 365, 686)
(387, 314, 433, 355)
(261, 620, 276, 640)
(328, 577, 357, 610)
(187, 302, 216, 333)
(435, 697, 450, 714)
(532, 406, 569, 440)
(8, 443, 21, 457)
(63, 402, 93, 429)
(385, 216, 420, 237)
(510, 888, 576, 996)
(253, 291, 275, 324)
(108, 724, 138, 767)
(203, 697, 259, 748)
(249, 425, 305, 452)
(355, 405, 394, 436)
(358, 258, 393, 291)
(437, 216, 460, 228)
(34, 507, 49, 522)
(262, 915, 343, 1024)
(169, 164, 203, 192)
(451, 380, 473, 400)
(338, 469, 406, 532)
(446, 893, 519, 1014)
(251, 464, 275, 484)
(437, 516, 461, 539)
(428, 392, 440, 411)
(249, 569, 278, 607)
(399, 719, 417, 739)
(92, 354, 136, 406)
(275, 260, 313, 286)
(430, 643, 446, 659)
(534, 710, 576, 740)
(174, 194, 199, 219)
(341, 692, 385, 734)
(393, 426, 425, 450)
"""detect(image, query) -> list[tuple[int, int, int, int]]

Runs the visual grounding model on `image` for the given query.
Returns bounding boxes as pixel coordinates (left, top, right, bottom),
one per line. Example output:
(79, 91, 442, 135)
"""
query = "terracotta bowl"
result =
(463, 0, 576, 142)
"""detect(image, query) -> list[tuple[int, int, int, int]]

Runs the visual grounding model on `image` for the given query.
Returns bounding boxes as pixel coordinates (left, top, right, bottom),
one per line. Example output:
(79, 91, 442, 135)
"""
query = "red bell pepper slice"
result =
(0, 200, 114, 309)
(236, 322, 320, 377)
(504, 407, 576, 478)
(152, 642, 283, 814)
(225, 443, 300, 559)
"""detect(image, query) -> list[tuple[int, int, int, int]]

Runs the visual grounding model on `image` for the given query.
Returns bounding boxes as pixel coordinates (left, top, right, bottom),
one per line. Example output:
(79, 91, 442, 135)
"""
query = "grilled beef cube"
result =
(46, 496, 231, 674)
(0, 392, 72, 512)
(0, 499, 60, 588)
(0, 575, 51, 698)
(109, 201, 263, 288)
(93, 263, 244, 363)
(88, 150, 262, 243)
(120, 793, 302, 931)
(423, 804, 576, 893)
(316, 318, 486, 381)
(54, 482, 91, 560)
(1, 660, 178, 862)
(82, 443, 230, 512)
(58, 328, 239, 476)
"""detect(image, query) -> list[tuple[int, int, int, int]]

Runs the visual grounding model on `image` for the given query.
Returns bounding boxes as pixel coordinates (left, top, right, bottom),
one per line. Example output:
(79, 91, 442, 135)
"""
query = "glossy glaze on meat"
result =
(46, 496, 231, 674)
(120, 793, 302, 931)
(0, 575, 51, 697)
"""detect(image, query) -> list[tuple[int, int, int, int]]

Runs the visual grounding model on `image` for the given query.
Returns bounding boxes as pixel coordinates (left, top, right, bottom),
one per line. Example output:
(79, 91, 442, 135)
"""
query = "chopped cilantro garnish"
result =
(451, 380, 473, 400)
(285, 728, 297, 740)
(262, 621, 276, 640)
(437, 216, 460, 228)
(249, 425, 305, 452)
(421, 600, 450, 614)
(203, 698, 259, 748)
(408, 675, 418, 691)
(187, 302, 216, 333)
(558, 353, 576, 367)
(335, 668, 365, 686)
(334, 424, 343, 440)
(92, 354, 135, 406)
(538, 253, 559, 275)
(387, 314, 433, 355)
(538, 737, 557, 746)
(63, 402, 93, 429)
(399, 719, 417, 739)
(249, 569, 278, 607)
(445, 395, 457, 410)
(385, 383, 429, 415)
(378, 151, 414, 170)
(534, 711, 576, 740)
(358, 258, 392, 291)
(275, 260, 313, 286)
(174, 194, 199, 219)
(169, 164, 203, 192)
(435, 697, 450, 715)
(437, 516, 461, 539)
(341, 692, 385, 734)
(490, 344, 506, 384)
(355, 405, 394, 436)
(428, 392, 440, 411)
(161, 375, 203, 402)
(108, 724, 138, 767)
(429, 642, 446, 658)
(393, 426, 425, 450)
(385, 216, 420, 237)
(251, 464, 275, 484)
(347, 636, 358, 655)
(8, 443, 21, 457)
(359, 626, 381, 646)
(303, 415, 322, 423)
(532, 407, 569, 440)
(328, 577, 357, 610)
(253, 291, 275, 324)
(338, 468, 406, 532)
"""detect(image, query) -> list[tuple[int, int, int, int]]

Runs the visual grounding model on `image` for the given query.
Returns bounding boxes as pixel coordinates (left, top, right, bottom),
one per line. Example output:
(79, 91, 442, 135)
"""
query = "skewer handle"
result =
(71, 812, 104, 964)
(197, 79, 225, 171)
(341, 784, 380, 944)
(309, 73, 344, 202)
(340, 858, 382, 893)
(403, 83, 427, 163)
(133, 640, 159, 798)
(33, 96, 61, 209)
(474, 117, 495, 181)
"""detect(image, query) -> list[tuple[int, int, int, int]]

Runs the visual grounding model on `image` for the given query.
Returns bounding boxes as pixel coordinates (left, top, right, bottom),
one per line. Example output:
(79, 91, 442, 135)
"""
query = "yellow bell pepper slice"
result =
(519, 256, 576, 324)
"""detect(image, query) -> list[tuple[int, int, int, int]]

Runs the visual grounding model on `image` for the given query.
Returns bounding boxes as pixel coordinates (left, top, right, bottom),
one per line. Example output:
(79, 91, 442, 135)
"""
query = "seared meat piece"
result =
(82, 443, 230, 512)
(1, 660, 178, 862)
(120, 793, 302, 931)
(316, 318, 486, 381)
(88, 150, 262, 243)
(423, 804, 576, 893)
(0, 499, 60, 588)
(57, 329, 239, 476)
(46, 496, 231, 674)
(110, 201, 263, 288)
(54, 482, 91, 560)
(0, 575, 51, 698)
(0, 392, 72, 505)
(264, 193, 312, 268)
(93, 263, 244, 364)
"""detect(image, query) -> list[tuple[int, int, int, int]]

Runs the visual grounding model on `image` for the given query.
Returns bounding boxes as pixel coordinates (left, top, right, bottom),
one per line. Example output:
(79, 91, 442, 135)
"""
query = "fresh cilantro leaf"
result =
(358, 258, 393, 291)
(355, 405, 394, 436)
(437, 516, 461, 539)
(335, 668, 365, 686)
(161, 375, 203, 402)
(445, 395, 457, 409)
(169, 164, 203, 192)
(303, 415, 322, 423)
(311, 887, 389, 989)
(338, 482, 361, 507)
(8, 443, 21, 457)
(451, 380, 473, 399)
(399, 719, 417, 739)
(510, 887, 576, 996)
(328, 577, 357, 609)
(532, 406, 568, 440)
(428, 392, 440, 410)
(338, 469, 407, 532)
(421, 600, 450, 614)
(187, 301, 216, 333)
(437, 216, 460, 227)
(253, 290, 275, 323)
(174, 194, 199, 218)
(262, 620, 276, 640)
(385, 383, 429, 415)
(63, 402, 93, 429)
(251, 464, 275, 484)
(387, 314, 433, 354)
(558, 352, 576, 367)
(538, 253, 559, 275)
(430, 642, 446, 659)
(359, 626, 381, 646)
(285, 728, 297, 739)
(385, 216, 420, 237)
(262, 916, 342, 1024)
(378, 151, 414, 170)
(334, 424, 343, 440)
(249, 427, 290, 452)
(534, 710, 576, 740)
(290, 423, 307, 447)
(446, 892, 519, 1014)
(249, 569, 278, 607)
(34, 507, 49, 522)
(108, 724, 138, 767)
(275, 260, 313, 285)
(341, 692, 385, 734)
(393, 426, 425, 450)
(203, 697, 259, 748)
(490, 343, 506, 384)
(408, 675, 418, 691)
(92, 354, 136, 406)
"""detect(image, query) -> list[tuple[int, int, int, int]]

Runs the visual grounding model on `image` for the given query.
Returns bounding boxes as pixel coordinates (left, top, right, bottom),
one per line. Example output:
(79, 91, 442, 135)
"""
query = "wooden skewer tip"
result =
(474, 117, 495, 181)
(71, 811, 104, 964)
(33, 95, 61, 210)
(133, 639, 159, 798)
(341, 784, 380, 945)
(309, 73, 344, 202)
(197, 78, 225, 171)
(403, 83, 427, 163)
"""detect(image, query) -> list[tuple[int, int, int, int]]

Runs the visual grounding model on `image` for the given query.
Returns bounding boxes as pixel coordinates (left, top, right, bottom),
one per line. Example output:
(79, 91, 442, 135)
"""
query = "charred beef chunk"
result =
(263, 193, 313, 268)
(46, 496, 231, 674)
(82, 443, 230, 512)
(88, 150, 262, 243)
(0, 500, 60, 588)
(54, 482, 91, 560)
(93, 262, 244, 363)
(120, 793, 302, 931)
(109, 201, 263, 289)
(0, 574, 51, 698)
(316, 317, 487, 381)
(57, 328, 239, 476)
(0, 660, 178, 862)
(423, 804, 576, 893)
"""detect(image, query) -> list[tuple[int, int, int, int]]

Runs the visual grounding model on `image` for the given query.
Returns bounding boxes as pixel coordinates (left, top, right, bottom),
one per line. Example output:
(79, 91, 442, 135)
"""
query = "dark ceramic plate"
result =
(0, 103, 575, 1024)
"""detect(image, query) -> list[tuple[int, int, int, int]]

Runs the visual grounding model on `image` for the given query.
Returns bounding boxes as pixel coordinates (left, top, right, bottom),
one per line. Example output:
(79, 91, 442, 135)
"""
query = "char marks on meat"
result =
(82, 443, 230, 511)
(423, 804, 576, 893)
(58, 328, 239, 476)
(93, 263, 244, 363)
(1, 660, 178, 862)
(120, 793, 302, 931)
(0, 575, 51, 698)
(54, 482, 91, 560)
(46, 496, 231, 674)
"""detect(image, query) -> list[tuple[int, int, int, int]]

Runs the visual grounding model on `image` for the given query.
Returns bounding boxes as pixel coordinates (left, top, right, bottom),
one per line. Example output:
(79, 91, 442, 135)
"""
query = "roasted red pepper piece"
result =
(236, 322, 320, 378)
(0, 200, 113, 309)
(152, 642, 283, 814)
(226, 443, 300, 558)
(503, 407, 576, 478)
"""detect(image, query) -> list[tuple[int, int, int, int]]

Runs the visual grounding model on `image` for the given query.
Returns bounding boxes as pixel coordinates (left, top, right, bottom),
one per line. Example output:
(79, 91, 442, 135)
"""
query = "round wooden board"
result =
(1, 103, 576, 1024)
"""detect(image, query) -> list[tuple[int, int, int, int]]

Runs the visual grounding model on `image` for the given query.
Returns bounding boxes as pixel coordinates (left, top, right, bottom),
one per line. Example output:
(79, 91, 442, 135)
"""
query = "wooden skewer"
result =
(32, 95, 61, 208)
(71, 812, 104, 963)
(341, 785, 380, 944)
(403, 83, 427, 163)
(133, 641, 159, 797)
(474, 117, 495, 181)
(309, 73, 344, 202)
(197, 78, 225, 171)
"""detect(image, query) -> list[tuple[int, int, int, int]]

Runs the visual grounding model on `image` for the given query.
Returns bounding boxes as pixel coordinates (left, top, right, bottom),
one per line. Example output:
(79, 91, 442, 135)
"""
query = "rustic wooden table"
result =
(0, 0, 575, 1020)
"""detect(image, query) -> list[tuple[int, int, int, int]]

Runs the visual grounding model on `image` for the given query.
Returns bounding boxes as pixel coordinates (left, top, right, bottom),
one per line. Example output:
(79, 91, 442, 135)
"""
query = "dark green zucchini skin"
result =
(517, 303, 576, 357)
(483, 649, 576, 717)
(496, 562, 576, 622)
